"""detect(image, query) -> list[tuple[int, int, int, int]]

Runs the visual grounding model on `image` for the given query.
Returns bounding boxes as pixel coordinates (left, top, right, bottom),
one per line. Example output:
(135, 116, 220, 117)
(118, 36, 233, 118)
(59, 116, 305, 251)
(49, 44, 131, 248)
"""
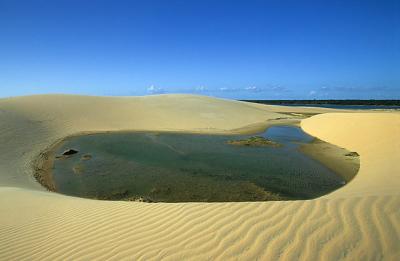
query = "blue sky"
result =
(0, 0, 399, 99)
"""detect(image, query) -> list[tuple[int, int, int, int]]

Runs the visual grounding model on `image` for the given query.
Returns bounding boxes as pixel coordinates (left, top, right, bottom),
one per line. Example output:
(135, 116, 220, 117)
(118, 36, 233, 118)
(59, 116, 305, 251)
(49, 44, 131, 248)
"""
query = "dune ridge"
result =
(0, 94, 399, 260)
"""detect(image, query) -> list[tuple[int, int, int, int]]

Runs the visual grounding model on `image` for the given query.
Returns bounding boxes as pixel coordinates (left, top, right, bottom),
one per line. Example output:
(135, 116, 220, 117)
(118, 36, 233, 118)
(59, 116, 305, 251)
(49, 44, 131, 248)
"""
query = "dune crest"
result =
(0, 94, 399, 260)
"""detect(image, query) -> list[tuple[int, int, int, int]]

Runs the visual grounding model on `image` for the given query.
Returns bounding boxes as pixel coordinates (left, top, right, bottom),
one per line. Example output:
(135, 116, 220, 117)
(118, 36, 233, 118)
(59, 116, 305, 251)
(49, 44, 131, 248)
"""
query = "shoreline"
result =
(33, 118, 358, 202)
(299, 138, 360, 182)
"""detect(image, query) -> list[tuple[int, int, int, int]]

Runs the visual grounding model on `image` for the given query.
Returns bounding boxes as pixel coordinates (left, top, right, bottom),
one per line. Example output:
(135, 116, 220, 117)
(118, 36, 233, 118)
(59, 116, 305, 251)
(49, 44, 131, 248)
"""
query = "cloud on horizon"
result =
(144, 84, 398, 99)
(307, 85, 399, 99)
(147, 85, 165, 94)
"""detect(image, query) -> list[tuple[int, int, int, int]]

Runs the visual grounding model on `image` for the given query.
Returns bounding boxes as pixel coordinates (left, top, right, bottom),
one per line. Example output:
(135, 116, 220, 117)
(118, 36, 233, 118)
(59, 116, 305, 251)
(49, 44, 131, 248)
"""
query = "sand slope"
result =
(0, 94, 399, 260)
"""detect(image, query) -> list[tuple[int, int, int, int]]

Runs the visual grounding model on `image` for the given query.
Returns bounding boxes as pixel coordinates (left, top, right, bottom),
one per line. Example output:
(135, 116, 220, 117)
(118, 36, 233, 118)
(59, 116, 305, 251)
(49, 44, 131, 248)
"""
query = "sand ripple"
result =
(0, 95, 399, 260)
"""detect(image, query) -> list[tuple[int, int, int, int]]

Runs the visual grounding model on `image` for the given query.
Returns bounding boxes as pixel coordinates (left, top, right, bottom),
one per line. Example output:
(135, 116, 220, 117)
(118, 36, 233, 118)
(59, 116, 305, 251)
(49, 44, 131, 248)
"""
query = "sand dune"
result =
(0, 94, 399, 260)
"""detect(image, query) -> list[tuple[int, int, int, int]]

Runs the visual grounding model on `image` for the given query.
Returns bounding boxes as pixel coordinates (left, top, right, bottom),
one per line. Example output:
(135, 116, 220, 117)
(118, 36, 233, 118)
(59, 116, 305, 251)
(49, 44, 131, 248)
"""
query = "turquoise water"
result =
(50, 126, 351, 202)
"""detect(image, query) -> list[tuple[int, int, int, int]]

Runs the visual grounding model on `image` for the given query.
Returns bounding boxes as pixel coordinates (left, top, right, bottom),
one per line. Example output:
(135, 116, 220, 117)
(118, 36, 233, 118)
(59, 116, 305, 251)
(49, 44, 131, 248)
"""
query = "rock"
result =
(62, 149, 79, 156)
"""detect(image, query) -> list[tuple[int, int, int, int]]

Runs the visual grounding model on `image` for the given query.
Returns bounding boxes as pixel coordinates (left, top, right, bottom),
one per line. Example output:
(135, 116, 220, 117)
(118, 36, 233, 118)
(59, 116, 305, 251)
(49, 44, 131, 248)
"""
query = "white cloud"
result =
(244, 85, 290, 93)
(245, 86, 257, 91)
(147, 85, 164, 94)
(218, 85, 291, 94)
(245, 86, 265, 93)
(195, 86, 207, 92)
(309, 90, 317, 96)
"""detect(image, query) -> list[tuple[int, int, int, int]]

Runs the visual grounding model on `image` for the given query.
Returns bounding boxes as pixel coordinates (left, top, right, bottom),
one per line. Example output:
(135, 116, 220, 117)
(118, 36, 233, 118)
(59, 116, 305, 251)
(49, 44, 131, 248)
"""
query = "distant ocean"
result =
(274, 104, 400, 110)
(242, 100, 400, 110)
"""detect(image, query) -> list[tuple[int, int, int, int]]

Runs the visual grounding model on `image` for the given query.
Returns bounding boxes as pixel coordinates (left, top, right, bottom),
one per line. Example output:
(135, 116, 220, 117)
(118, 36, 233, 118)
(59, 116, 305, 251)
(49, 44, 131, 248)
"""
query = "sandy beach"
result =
(0, 94, 399, 260)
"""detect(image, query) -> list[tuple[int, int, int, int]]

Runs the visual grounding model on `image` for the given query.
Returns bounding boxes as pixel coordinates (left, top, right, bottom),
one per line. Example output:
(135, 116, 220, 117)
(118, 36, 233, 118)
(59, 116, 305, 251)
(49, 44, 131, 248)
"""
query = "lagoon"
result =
(40, 126, 359, 202)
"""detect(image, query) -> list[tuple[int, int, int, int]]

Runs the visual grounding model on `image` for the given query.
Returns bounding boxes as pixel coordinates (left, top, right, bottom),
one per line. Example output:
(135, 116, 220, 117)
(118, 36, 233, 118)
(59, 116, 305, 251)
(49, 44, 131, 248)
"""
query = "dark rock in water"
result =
(345, 152, 359, 157)
(62, 149, 79, 156)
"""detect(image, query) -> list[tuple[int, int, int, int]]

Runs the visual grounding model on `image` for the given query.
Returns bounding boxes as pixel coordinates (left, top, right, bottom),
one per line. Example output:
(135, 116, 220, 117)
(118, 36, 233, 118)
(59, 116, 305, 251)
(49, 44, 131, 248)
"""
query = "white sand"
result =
(0, 94, 399, 260)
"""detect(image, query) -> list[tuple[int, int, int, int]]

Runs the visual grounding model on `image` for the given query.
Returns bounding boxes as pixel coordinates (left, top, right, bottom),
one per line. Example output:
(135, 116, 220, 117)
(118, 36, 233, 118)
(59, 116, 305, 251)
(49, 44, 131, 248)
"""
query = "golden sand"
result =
(0, 94, 399, 260)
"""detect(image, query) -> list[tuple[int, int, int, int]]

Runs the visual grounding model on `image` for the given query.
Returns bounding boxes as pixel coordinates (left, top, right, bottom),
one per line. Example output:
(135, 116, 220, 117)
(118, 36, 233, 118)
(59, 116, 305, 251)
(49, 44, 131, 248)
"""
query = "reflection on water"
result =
(48, 126, 354, 202)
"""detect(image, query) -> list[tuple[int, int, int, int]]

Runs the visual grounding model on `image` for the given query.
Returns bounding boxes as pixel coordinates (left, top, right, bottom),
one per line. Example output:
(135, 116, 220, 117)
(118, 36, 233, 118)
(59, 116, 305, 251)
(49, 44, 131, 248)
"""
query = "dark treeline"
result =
(241, 100, 400, 106)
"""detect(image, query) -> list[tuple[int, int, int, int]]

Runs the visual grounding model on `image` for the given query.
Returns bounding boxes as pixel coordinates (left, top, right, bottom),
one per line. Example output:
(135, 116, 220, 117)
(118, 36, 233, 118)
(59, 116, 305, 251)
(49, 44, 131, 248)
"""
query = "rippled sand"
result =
(0, 94, 399, 260)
